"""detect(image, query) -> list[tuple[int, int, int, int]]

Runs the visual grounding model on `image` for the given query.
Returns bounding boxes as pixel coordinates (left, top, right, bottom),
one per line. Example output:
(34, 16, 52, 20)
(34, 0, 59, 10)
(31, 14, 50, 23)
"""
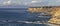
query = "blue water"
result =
(0, 8, 52, 26)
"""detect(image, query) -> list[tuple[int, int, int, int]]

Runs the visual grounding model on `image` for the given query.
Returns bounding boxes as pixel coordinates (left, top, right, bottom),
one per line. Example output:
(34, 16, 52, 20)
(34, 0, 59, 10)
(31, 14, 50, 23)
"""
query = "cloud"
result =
(56, 0, 60, 2)
(23, 0, 43, 6)
(7, 0, 11, 4)
(0, 0, 44, 6)
(31, 1, 38, 3)
(0, 0, 23, 6)
(28, 0, 60, 6)
(2, 0, 12, 5)
(31, 0, 43, 3)
(46, 0, 60, 6)
(0, 0, 60, 7)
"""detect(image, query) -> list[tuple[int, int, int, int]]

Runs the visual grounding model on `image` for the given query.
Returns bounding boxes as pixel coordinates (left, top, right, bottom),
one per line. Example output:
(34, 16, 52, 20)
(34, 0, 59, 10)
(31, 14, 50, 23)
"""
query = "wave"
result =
(0, 20, 59, 26)
(0, 20, 44, 24)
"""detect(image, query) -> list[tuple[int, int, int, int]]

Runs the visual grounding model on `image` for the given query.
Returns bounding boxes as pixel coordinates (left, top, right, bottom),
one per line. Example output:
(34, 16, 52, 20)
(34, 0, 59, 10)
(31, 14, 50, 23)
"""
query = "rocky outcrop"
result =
(28, 6, 60, 25)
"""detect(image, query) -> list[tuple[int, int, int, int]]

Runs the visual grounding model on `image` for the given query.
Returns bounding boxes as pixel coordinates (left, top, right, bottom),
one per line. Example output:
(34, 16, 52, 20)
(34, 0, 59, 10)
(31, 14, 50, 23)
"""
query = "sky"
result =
(0, 0, 60, 7)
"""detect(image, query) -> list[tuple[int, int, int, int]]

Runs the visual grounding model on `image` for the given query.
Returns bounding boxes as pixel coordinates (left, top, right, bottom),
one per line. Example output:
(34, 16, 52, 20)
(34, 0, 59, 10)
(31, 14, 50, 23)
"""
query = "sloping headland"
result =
(28, 6, 60, 25)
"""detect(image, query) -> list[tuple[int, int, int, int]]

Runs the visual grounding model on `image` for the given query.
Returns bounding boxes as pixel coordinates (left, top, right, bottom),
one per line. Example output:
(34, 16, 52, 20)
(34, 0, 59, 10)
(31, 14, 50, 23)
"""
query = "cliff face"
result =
(48, 7, 60, 25)
(28, 6, 60, 25)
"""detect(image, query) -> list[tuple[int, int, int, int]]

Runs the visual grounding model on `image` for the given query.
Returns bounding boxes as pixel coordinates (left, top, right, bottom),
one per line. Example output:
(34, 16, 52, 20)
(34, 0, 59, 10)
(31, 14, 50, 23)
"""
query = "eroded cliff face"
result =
(48, 8, 60, 25)
(28, 6, 60, 25)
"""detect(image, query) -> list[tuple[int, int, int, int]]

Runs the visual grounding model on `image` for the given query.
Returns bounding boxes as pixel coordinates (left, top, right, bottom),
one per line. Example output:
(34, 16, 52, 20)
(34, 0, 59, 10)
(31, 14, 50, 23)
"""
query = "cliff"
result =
(28, 6, 60, 25)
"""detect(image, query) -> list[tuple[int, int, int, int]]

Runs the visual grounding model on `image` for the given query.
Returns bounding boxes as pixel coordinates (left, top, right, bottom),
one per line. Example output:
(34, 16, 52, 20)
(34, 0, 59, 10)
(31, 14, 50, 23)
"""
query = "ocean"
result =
(0, 8, 58, 26)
